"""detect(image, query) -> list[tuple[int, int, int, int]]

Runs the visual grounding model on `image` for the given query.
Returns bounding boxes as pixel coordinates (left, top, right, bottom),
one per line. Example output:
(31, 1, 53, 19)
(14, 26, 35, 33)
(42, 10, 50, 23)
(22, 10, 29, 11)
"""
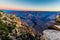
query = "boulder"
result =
(41, 30, 60, 40)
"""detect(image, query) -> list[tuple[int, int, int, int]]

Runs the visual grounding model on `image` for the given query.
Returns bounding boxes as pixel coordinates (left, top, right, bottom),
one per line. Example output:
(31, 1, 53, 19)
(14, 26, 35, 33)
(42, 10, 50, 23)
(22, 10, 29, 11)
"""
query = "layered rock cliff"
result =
(0, 11, 41, 40)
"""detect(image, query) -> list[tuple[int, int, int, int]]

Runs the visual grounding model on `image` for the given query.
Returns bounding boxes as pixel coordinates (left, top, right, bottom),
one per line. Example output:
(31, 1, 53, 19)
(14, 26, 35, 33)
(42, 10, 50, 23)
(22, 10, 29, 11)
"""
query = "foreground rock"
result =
(41, 30, 60, 40)
(0, 11, 41, 40)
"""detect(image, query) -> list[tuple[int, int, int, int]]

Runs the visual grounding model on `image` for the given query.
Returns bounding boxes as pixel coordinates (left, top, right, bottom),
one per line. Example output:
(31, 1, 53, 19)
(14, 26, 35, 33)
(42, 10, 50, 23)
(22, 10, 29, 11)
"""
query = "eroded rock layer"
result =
(0, 11, 41, 40)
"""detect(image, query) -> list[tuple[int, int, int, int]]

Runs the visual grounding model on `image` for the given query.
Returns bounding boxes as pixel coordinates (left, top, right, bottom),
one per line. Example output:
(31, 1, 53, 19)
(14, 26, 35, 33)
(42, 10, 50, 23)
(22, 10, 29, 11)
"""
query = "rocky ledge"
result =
(41, 14, 60, 40)
(41, 30, 60, 40)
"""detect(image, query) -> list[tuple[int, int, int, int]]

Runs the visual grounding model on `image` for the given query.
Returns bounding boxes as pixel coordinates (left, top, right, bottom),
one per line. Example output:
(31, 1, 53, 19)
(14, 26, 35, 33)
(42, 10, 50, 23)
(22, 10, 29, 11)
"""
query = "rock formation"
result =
(1, 10, 60, 40)
(41, 30, 60, 40)
(41, 14, 60, 40)
(48, 14, 60, 31)
(0, 11, 41, 40)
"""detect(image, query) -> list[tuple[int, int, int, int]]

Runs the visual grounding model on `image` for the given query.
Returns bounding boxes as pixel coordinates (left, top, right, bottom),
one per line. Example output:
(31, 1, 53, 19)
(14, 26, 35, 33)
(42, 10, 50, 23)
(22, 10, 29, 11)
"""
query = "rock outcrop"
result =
(41, 30, 60, 40)
(48, 14, 60, 31)
(0, 11, 41, 40)
(41, 14, 60, 40)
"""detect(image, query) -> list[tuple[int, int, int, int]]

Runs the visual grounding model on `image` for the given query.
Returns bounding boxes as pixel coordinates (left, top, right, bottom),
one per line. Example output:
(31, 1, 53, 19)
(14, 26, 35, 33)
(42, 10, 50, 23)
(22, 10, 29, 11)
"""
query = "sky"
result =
(0, 0, 60, 11)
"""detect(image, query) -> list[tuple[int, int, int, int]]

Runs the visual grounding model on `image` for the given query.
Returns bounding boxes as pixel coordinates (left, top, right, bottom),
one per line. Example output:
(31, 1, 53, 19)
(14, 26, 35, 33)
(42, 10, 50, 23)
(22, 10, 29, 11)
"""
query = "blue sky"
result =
(0, 0, 60, 11)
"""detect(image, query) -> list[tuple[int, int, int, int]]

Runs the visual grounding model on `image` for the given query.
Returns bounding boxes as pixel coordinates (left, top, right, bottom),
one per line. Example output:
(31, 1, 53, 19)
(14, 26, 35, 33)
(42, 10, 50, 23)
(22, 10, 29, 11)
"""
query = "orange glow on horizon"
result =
(0, 4, 60, 11)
